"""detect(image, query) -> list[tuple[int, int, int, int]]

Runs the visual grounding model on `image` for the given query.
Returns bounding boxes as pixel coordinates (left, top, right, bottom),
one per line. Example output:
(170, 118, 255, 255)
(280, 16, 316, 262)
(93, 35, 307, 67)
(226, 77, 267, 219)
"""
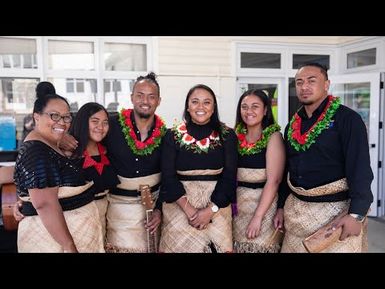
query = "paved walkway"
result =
(368, 217, 385, 252)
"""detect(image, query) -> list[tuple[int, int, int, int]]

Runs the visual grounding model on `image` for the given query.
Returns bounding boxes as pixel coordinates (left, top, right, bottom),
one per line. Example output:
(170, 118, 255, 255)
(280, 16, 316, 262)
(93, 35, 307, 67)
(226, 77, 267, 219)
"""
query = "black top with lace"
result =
(14, 140, 87, 198)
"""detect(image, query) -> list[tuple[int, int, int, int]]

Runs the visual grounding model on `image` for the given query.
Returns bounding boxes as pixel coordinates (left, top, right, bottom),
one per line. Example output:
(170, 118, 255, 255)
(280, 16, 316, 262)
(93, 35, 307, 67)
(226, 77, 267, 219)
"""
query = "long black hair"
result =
(69, 102, 109, 158)
(183, 84, 222, 133)
(235, 89, 275, 130)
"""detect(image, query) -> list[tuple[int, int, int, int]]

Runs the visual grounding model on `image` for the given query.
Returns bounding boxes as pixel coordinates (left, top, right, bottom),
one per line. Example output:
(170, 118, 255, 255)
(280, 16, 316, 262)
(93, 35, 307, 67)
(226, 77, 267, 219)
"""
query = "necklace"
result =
(172, 121, 225, 153)
(119, 109, 167, 156)
(236, 123, 281, 155)
(82, 142, 110, 175)
(287, 95, 340, 152)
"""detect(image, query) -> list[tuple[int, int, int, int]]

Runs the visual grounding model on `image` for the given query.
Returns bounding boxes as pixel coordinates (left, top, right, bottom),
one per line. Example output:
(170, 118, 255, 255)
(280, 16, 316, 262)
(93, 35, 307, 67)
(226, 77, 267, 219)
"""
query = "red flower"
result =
(153, 128, 161, 138)
(135, 140, 146, 149)
(119, 109, 166, 155)
(145, 137, 155, 145)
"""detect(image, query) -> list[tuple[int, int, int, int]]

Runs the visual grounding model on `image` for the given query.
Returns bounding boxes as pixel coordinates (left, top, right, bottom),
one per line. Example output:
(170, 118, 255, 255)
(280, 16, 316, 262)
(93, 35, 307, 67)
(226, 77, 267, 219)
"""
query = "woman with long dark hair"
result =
(159, 84, 238, 252)
(233, 89, 285, 252)
(69, 102, 119, 241)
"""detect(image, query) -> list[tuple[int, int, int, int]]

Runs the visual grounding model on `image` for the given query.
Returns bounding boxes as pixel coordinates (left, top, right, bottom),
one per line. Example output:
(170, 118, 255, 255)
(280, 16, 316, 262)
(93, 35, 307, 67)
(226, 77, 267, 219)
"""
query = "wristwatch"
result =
(210, 203, 219, 213)
(349, 213, 365, 223)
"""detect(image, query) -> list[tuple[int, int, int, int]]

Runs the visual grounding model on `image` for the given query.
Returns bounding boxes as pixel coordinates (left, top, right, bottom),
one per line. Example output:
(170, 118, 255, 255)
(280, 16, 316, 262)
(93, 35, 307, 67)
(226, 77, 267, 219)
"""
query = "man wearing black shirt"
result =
(61, 72, 165, 253)
(275, 63, 373, 252)
(103, 72, 166, 252)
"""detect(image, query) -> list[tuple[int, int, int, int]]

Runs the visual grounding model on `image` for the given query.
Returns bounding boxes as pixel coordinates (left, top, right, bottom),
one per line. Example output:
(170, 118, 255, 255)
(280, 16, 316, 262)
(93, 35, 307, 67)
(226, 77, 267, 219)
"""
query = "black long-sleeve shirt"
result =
(278, 96, 373, 216)
(103, 113, 163, 209)
(161, 122, 238, 208)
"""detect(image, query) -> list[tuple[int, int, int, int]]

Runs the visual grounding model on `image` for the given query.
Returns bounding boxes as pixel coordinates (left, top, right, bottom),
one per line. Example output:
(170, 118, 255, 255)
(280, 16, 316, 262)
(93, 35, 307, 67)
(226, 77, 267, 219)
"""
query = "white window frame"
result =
(340, 37, 383, 74)
(236, 43, 287, 77)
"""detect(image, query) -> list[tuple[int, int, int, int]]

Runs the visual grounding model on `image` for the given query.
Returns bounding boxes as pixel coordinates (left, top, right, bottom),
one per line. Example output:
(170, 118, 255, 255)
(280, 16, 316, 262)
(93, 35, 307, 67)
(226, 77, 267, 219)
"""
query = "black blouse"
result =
(161, 122, 238, 208)
(278, 97, 374, 216)
(238, 149, 267, 169)
(14, 140, 87, 198)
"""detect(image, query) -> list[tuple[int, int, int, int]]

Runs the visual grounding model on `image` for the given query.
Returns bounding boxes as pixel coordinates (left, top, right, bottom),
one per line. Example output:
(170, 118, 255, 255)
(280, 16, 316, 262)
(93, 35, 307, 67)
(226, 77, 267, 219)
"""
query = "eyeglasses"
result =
(42, 112, 72, 123)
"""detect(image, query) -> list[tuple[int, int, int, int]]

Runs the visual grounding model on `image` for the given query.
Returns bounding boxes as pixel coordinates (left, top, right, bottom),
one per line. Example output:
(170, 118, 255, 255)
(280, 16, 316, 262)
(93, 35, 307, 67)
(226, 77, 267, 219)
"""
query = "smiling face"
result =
(88, 109, 109, 143)
(131, 80, 161, 119)
(187, 88, 215, 125)
(240, 94, 266, 128)
(295, 65, 330, 107)
(34, 98, 71, 145)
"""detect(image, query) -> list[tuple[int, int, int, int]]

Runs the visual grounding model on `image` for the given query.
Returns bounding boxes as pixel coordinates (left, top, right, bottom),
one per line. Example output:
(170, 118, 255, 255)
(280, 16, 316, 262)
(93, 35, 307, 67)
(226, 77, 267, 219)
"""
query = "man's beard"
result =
(136, 111, 151, 119)
(299, 99, 313, 105)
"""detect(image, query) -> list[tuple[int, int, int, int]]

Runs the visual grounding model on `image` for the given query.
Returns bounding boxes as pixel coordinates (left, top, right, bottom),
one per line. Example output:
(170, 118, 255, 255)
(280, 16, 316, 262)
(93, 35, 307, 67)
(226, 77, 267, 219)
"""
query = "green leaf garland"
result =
(236, 123, 281, 155)
(287, 95, 340, 152)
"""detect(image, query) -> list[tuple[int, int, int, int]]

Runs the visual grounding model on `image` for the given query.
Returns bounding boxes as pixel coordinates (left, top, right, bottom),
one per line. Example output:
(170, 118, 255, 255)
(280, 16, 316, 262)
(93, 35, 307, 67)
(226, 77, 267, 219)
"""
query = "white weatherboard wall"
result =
(156, 37, 236, 128)
(154, 36, 364, 128)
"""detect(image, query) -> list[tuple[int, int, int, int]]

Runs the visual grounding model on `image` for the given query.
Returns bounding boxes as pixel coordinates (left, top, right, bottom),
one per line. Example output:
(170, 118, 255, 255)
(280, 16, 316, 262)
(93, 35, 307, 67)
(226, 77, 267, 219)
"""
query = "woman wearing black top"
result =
(15, 102, 120, 246)
(68, 102, 120, 242)
(14, 93, 104, 252)
(159, 84, 238, 252)
(233, 89, 285, 252)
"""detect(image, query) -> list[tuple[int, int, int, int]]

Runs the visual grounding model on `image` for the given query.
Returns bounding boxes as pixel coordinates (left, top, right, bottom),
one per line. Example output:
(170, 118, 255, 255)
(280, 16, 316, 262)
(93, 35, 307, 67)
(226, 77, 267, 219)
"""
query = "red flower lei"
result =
(287, 95, 340, 151)
(118, 109, 167, 156)
(82, 142, 110, 175)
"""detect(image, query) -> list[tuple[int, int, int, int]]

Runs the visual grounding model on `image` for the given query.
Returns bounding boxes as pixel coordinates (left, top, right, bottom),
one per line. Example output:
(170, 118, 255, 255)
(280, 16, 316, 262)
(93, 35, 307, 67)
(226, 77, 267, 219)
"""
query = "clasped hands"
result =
(187, 207, 213, 230)
(178, 196, 213, 230)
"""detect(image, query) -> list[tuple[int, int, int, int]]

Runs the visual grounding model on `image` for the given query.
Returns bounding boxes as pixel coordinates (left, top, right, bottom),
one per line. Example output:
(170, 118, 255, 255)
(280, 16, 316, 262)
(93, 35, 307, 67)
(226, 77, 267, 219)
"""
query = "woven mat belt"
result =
(111, 183, 160, 197)
(177, 174, 220, 181)
(21, 188, 94, 216)
(237, 181, 266, 189)
(287, 174, 349, 202)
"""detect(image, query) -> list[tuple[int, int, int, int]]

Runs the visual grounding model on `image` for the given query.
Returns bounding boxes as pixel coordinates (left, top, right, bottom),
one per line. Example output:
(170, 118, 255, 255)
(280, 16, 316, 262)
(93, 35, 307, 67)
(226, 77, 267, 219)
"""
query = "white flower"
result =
(196, 138, 210, 151)
(182, 133, 196, 145)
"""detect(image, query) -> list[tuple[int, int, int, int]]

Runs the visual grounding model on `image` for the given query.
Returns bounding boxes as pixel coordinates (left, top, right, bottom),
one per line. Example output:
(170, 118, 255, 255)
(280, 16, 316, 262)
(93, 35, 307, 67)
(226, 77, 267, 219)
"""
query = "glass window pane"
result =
(288, 77, 300, 121)
(347, 48, 376, 69)
(2, 55, 11, 68)
(12, 55, 21, 68)
(66, 79, 74, 93)
(0, 37, 37, 69)
(293, 54, 330, 69)
(329, 82, 370, 132)
(104, 79, 134, 112)
(247, 83, 279, 122)
(0, 78, 39, 143)
(23, 54, 32, 68)
(48, 40, 95, 70)
(76, 80, 84, 93)
(48, 78, 97, 112)
(241, 52, 281, 69)
(104, 43, 146, 71)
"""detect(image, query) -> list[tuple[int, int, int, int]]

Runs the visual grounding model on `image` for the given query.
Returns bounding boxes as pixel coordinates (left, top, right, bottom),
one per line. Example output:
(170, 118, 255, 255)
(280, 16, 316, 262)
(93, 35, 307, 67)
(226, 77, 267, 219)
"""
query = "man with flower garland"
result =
(274, 63, 373, 252)
(104, 72, 166, 252)
(61, 72, 166, 252)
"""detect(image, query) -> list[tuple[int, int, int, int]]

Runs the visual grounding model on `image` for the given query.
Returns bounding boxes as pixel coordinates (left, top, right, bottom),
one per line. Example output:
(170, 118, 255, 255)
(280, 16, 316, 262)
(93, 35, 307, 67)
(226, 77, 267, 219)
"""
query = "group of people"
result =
(1, 62, 373, 253)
